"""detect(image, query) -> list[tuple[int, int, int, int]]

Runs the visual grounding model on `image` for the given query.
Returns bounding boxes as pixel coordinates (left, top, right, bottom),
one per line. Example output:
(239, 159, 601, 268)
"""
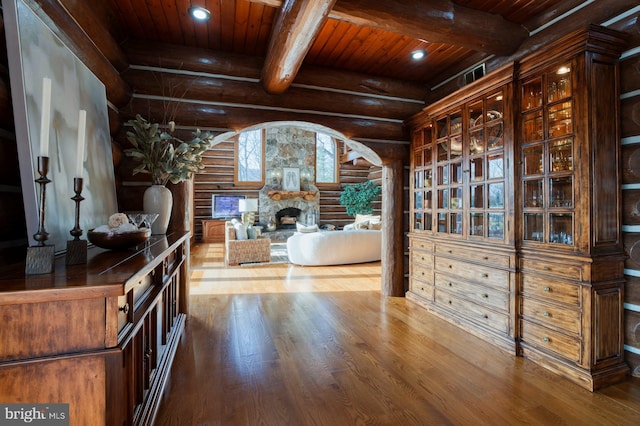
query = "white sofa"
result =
(287, 230, 381, 266)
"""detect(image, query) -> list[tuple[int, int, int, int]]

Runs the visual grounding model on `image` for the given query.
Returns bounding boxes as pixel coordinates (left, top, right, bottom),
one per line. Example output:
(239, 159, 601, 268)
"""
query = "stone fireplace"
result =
(258, 184, 320, 228)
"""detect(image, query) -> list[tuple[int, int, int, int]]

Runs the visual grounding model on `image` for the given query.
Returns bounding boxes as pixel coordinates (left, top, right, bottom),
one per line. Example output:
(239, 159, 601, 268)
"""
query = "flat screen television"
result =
(212, 194, 246, 219)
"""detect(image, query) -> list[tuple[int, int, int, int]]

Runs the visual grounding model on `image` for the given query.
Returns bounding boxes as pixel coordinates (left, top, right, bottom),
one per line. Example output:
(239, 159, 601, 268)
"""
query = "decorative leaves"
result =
(124, 114, 215, 185)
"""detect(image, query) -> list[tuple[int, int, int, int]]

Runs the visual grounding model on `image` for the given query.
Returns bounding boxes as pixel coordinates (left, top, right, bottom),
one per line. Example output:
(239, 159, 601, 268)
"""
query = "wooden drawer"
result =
(412, 261, 432, 282)
(521, 320, 581, 363)
(435, 289, 510, 334)
(434, 272, 509, 312)
(131, 274, 154, 310)
(520, 297, 581, 335)
(117, 293, 131, 333)
(410, 238, 433, 252)
(410, 279, 434, 300)
(521, 274, 581, 306)
(435, 244, 511, 268)
(411, 249, 433, 266)
(434, 257, 510, 290)
(520, 258, 582, 281)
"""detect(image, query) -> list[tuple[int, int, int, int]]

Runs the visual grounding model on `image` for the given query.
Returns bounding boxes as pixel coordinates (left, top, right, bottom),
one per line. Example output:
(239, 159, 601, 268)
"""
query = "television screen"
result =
(212, 195, 246, 218)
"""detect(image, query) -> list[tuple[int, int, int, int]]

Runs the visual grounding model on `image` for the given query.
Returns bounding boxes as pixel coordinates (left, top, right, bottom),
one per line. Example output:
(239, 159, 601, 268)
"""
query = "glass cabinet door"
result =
(468, 91, 506, 240)
(435, 110, 463, 235)
(521, 64, 574, 246)
(411, 86, 508, 243)
(412, 127, 433, 231)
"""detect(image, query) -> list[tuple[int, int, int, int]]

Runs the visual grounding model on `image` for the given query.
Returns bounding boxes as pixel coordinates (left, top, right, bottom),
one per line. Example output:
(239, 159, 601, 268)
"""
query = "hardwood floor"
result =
(154, 243, 640, 425)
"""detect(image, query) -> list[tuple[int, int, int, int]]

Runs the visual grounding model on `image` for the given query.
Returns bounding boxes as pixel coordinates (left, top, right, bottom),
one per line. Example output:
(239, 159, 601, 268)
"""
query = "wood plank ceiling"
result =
(104, 0, 576, 91)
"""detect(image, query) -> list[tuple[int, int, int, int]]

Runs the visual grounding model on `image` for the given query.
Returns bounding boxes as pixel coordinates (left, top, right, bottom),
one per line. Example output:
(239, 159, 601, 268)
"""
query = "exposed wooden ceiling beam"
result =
(251, 0, 528, 55)
(262, 0, 337, 94)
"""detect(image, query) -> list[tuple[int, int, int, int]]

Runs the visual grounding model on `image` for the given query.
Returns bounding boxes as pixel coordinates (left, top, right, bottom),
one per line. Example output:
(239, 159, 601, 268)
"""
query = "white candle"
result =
(39, 77, 52, 157)
(75, 110, 87, 178)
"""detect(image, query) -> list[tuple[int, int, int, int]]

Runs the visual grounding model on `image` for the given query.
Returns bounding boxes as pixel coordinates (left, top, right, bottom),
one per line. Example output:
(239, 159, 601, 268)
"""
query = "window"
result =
(235, 129, 264, 184)
(316, 132, 337, 184)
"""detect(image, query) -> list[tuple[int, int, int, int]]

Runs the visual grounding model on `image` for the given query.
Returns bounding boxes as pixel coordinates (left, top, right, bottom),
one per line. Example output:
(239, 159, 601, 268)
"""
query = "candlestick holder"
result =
(25, 156, 55, 274)
(66, 177, 87, 265)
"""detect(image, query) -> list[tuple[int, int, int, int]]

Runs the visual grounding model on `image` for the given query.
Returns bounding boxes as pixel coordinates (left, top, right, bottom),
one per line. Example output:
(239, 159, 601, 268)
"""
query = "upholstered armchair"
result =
(224, 221, 271, 266)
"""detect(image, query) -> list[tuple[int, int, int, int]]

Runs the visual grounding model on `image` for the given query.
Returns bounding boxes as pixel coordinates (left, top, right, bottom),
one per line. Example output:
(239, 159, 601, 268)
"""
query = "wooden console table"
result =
(0, 232, 190, 425)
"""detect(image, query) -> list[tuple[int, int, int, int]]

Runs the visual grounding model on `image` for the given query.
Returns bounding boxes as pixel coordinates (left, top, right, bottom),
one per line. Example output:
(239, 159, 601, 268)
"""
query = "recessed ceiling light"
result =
(411, 50, 426, 60)
(189, 6, 211, 21)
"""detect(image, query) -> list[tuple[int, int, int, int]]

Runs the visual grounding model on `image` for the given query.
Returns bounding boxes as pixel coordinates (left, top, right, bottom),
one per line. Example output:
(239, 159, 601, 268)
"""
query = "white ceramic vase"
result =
(143, 185, 173, 234)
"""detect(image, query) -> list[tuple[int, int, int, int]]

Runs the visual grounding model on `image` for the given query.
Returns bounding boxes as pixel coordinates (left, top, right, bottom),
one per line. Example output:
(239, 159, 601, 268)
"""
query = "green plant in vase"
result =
(124, 114, 215, 233)
(339, 180, 381, 216)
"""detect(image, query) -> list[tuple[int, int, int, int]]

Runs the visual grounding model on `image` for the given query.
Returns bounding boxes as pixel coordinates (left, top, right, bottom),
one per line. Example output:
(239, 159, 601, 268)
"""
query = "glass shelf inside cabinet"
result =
(524, 213, 544, 242)
(488, 213, 504, 239)
(470, 213, 484, 236)
(548, 102, 572, 138)
(523, 110, 543, 142)
(548, 64, 572, 103)
(522, 79, 543, 111)
(523, 144, 543, 175)
(550, 213, 573, 245)
(524, 179, 543, 208)
(550, 176, 573, 208)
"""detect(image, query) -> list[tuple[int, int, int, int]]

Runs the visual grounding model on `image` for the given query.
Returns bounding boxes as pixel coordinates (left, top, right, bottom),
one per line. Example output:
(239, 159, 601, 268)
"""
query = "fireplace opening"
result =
(276, 207, 302, 229)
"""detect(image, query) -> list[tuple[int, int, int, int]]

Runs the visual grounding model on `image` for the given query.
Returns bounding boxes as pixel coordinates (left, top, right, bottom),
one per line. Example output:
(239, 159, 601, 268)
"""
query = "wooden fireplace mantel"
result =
(267, 190, 317, 201)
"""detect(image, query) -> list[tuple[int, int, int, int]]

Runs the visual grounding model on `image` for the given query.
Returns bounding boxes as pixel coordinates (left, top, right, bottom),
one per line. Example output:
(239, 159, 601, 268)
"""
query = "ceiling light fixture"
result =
(189, 6, 211, 21)
(411, 50, 426, 60)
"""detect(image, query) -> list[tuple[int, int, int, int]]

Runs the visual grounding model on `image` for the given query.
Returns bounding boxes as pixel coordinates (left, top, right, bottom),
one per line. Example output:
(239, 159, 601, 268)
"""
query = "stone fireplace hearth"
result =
(258, 184, 320, 228)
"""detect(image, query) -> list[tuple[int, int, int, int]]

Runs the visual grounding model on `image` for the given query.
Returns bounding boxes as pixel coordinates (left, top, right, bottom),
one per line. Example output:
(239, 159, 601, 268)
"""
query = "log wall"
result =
(614, 9, 640, 377)
(194, 138, 381, 240)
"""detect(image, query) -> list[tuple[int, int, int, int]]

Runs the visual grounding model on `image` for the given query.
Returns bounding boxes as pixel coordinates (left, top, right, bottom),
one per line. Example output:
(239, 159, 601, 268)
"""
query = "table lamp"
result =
(239, 198, 258, 227)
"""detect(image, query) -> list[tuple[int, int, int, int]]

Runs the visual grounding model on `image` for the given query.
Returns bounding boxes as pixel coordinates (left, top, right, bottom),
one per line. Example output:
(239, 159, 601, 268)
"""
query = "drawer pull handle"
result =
(420, 287, 425, 291)
(448, 282, 453, 287)
(542, 337, 550, 343)
(421, 271, 425, 276)
(119, 303, 130, 315)
(483, 314, 489, 319)
(448, 250, 452, 253)
(482, 293, 489, 298)
(543, 266, 550, 271)
(483, 256, 489, 260)
(448, 300, 452, 304)
(448, 265, 453, 269)
(421, 256, 425, 261)
(481, 273, 489, 278)
(543, 311, 550, 317)
(543, 286, 550, 292)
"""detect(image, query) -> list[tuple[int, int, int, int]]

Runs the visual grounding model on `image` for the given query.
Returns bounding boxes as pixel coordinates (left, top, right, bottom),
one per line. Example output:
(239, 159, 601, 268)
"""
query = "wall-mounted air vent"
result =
(464, 64, 486, 85)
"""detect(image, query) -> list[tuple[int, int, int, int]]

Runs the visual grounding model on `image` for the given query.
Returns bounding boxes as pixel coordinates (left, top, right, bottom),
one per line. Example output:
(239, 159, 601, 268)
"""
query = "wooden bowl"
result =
(87, 228, 151, 250)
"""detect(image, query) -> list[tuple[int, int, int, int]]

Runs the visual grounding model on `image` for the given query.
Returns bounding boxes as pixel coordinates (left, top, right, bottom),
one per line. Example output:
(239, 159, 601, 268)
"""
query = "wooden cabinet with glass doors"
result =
(516, 26, 628, 391)
(407, 64, 517, 354)
(521, 67, 575, 246)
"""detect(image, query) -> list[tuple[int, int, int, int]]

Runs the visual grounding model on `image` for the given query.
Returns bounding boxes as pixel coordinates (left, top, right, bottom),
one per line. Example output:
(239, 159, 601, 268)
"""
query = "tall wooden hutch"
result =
(407, 26, 629, 390)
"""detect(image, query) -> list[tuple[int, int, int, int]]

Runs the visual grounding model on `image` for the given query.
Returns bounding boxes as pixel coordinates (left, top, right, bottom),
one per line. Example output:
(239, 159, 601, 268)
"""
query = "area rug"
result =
(241, 242, 289, 266)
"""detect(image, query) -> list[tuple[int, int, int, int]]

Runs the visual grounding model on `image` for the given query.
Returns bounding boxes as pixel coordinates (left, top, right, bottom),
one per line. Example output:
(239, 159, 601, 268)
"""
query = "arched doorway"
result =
(209, 121, 404, 296)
